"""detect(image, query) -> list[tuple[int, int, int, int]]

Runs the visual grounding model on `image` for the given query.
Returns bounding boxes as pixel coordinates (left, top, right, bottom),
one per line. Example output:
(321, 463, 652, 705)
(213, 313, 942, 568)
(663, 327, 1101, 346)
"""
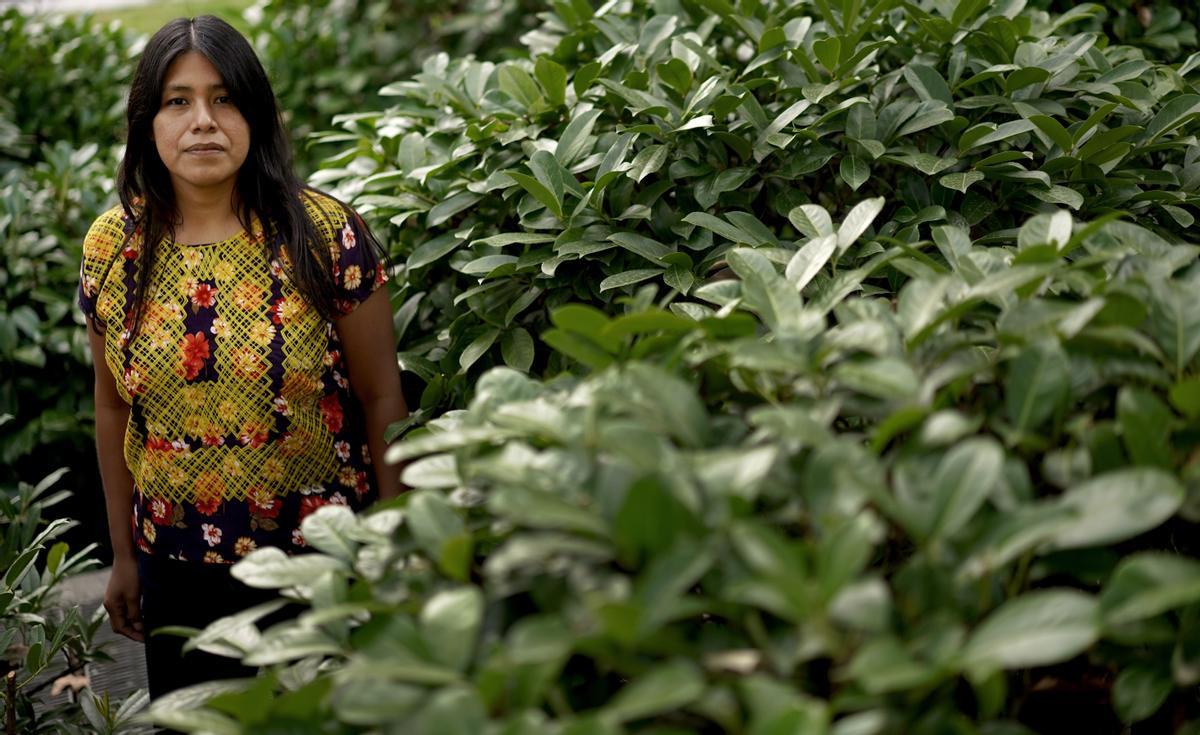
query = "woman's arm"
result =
(86, 318, 144, 642)
(335, 287, 409, 501)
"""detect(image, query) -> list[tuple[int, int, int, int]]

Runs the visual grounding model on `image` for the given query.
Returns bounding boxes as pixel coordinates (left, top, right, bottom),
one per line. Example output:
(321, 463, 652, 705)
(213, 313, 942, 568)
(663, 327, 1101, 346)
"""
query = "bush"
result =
(0, 9, 136, 169)
(245, 0, 542, 175)
(0, 6, 135, 504)
(0, 446, 149, 734)
(146, 0, 1200, 732)
(0, 142, 119, 474)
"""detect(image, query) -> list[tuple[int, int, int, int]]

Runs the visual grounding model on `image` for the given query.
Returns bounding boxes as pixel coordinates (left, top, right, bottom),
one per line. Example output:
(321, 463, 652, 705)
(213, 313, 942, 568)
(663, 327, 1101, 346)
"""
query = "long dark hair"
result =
(115, 15, 386, 337)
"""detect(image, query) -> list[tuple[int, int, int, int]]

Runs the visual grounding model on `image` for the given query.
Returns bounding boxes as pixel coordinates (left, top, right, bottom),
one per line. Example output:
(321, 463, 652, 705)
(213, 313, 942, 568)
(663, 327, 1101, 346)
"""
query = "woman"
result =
(77, 15, 408, 700)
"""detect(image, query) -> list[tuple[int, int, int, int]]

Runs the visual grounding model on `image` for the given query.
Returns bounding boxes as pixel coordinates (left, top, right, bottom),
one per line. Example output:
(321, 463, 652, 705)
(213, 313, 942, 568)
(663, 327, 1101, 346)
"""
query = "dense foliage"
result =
(243, 0, 542, 175)
(135, 0, 1200, 733)
(0, 437, 149, 734)
(0, 8, 134, 477)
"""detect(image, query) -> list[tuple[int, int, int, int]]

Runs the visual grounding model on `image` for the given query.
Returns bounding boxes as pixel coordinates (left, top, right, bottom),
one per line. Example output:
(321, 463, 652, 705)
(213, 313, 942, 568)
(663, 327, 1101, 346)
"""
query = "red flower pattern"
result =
(179, 332, 210, 380)
(319, 394, 344, 433)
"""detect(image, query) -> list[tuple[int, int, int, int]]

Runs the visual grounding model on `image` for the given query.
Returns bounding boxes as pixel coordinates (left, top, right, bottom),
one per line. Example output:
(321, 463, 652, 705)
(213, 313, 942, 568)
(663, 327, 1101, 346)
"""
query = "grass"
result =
(84, 0, 256, 37)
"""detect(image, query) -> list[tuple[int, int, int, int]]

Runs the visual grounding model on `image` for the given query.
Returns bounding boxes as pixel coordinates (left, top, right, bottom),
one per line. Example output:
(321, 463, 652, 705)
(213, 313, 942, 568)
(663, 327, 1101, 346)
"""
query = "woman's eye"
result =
(216, 95, 233, 104)
(165, 98, 186, 106)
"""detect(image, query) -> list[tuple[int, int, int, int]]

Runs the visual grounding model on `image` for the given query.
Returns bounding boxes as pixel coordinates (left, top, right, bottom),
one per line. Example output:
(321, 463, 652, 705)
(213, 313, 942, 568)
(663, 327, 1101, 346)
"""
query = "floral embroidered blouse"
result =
(78, 190, 387, 564)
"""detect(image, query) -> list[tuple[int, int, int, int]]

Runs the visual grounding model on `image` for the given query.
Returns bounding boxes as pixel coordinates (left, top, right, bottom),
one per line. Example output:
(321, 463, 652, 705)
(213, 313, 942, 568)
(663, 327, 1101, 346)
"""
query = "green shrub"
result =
(0, 7, 134, 490)
(145, 0, 1200, 732)
(0, 445, 149, 734)
(246, 0, 542, 175)
(0, 9, 136, 168)
(0, 141, 119, 476)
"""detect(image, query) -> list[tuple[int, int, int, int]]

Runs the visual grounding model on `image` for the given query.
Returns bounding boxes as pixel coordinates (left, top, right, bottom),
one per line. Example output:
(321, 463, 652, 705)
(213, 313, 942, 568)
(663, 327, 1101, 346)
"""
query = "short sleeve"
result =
(331, 208, 388, 317)
(78, 207, 130, 324)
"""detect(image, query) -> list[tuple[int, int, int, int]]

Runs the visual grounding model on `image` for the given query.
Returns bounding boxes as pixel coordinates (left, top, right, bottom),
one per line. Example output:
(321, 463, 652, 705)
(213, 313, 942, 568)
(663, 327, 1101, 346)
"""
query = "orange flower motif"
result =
(232, 281, 262, 309)
(248, 486, 280, 519)
(179, 333, 210, 380)
(190, 283, 217, 309)
(234, 536, 257, 557)
(343, 265, 362, 290)
(231, 346, 266, 380)
(238, 420, 269, 448)
(142, 517, 157, 544)
(193, 472, 225, 515)
(319, 394, 344, 433)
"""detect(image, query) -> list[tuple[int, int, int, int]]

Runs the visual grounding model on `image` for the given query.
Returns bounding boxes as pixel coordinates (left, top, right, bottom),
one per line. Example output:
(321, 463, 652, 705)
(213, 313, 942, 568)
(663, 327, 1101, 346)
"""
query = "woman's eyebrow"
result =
(164, 83, 229, 93)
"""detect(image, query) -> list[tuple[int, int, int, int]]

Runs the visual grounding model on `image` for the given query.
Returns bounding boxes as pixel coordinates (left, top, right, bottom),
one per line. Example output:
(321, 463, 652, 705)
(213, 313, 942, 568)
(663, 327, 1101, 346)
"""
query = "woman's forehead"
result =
(163, 52, 225, 87)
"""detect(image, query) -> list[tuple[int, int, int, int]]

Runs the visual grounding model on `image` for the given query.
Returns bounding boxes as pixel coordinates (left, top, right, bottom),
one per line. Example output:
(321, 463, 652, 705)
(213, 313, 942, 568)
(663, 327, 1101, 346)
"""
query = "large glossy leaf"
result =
(1049, 469, 1184, 549)
(961, 589, 1099, 672)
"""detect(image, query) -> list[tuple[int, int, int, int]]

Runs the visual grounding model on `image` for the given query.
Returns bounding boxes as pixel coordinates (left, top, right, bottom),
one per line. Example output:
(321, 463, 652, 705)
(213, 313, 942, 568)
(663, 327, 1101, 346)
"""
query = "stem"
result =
(5, 670, 16, 735)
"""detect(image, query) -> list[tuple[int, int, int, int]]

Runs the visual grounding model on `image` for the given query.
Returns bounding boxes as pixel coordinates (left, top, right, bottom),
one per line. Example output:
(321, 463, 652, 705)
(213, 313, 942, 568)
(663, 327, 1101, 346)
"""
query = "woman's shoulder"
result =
(82, 203, 136, 265)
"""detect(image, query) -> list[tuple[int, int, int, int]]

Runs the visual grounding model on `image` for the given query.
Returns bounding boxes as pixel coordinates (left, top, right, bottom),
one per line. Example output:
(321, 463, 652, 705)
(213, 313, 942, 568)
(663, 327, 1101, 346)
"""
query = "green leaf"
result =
(497, 64, 543, 109)
(837, 197, 885, 253)
(230, 547, 347, 588)
(839, 155, 869, 190)
(813, 36, 841, 72)
(684, 211, 756, 245)
(1100, 552, 1200, 626)
(727, 248, 808, 337)
(846, 637, 935, 694)
(421, 587, 483, 672)
(1004, 67, 1050, 94)
(1017, 210, 1072, 250)
(928, 438, 1005, 540)
(508, 171, 563, 219)
(530, 149, 569, 206)
(1117, 387, 1174, 468)
(542, 329, 616, 370)
(535, 56, 568, 106)
(834, 357, 920, 402)
(658, 58, 693, 96)
(1005, 341, 1069, 433)
(501, 328, 534, 372)
(1140, 94, 1200, 144)
(1147, 280, 1200, 378)
(961, 589, 1099, 672)
(1112, 666, 1173, 724)
(903, 64, 953, 106)
(939, 171, 985, 193)
(407, 491, 465, 561)
(599, 268, 662, 293)
(787, 204, 834, 238)
(459, 328, 500, 373)
(602, 659, 705, 724)
(1050, 469, 1184, 550)
(490, 485, 608, 536)
(786, 234, 838, 292)
(408, 233, 461, 269)
(300, 505, 359, 562)
(1169, 378, 1200, 418)
(556, 109, 602, 167)
(627, 144, 669, 183)
(609, 232, 671, 265)
(1029, 114, 1074, 152)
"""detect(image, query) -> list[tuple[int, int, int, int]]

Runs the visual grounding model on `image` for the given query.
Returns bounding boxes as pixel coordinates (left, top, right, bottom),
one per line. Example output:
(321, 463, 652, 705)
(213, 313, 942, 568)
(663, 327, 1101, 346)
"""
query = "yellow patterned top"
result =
(79, 190, 386, 507)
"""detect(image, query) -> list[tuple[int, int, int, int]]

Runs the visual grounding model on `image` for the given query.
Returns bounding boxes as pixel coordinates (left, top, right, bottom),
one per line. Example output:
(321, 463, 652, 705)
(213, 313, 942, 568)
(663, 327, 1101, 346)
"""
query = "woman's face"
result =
(152, 51, 250, 197)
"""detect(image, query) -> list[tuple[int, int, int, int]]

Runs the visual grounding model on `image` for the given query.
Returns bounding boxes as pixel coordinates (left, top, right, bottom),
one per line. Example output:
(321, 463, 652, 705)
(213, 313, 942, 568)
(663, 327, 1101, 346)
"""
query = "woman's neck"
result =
(171, 182, 244, 244)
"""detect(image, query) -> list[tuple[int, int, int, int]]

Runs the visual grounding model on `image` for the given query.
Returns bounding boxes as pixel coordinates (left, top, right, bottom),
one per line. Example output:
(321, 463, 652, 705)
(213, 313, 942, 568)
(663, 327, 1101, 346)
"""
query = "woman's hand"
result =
(105, 556, 145, 642)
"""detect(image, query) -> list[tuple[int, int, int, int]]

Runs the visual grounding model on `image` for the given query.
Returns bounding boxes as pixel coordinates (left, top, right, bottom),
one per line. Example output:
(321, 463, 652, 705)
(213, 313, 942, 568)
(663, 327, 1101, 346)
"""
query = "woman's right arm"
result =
(87, 319, 144, 642)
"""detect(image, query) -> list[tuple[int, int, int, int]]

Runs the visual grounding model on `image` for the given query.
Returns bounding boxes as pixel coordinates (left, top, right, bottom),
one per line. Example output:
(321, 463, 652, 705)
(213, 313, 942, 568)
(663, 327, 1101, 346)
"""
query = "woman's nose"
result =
(191, 102, 216, 131)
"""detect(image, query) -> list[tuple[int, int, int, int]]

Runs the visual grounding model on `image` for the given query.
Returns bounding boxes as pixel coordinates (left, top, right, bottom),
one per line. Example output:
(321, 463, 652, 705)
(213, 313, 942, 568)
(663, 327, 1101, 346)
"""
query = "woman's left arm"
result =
(336, 287, 409, 501)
